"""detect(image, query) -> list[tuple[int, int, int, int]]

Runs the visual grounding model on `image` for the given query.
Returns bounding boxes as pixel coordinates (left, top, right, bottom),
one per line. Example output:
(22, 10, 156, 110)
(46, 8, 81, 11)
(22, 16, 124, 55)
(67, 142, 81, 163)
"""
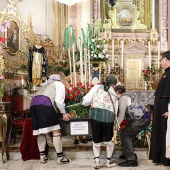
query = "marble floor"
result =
(0, 136, 170, 170)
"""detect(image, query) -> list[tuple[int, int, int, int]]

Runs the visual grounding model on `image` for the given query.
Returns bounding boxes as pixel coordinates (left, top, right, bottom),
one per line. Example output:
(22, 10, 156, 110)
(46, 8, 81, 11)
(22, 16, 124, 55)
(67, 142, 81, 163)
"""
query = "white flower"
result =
(92, 39, 95, 42)
(98, 38, 101, 40)
(106, 54, 109, 58)
(97, 45, 100, 48)
(102, 50, 106, 53)
(94, 54, 97, 58)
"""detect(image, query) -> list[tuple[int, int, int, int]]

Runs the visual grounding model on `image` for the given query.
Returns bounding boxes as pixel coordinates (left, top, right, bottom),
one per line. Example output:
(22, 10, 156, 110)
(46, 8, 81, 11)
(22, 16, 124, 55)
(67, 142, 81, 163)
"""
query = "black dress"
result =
(149, 67, 170, 166)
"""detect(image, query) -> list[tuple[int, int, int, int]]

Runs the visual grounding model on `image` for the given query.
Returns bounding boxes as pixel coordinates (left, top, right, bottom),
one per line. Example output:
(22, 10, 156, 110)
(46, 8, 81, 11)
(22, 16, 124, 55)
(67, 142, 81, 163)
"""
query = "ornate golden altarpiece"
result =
(101, 0, 160, 90)
(0, 0, 36, 73)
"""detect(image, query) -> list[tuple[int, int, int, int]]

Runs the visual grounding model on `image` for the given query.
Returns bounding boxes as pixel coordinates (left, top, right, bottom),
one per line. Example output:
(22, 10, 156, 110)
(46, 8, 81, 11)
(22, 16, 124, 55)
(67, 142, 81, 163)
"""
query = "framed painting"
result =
(6, 20, 20, 54)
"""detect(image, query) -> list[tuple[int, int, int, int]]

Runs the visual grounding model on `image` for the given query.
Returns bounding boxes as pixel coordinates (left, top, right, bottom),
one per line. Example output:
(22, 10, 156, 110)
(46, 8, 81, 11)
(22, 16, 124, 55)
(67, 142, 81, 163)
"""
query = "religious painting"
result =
(6, 20, 19, 54)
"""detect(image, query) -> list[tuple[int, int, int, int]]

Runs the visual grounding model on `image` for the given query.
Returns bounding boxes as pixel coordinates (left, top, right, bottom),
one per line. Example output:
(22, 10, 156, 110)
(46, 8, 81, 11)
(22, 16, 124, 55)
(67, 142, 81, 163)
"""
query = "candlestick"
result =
(158, 41, 160, 69)
(112, 39, 114, 67)
(121, 40, 124, 68)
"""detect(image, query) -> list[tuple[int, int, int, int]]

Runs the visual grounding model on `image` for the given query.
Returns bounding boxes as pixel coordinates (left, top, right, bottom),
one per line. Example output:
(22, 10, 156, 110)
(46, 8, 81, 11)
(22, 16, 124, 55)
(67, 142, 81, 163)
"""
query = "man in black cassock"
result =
(149, 51, 170, 166)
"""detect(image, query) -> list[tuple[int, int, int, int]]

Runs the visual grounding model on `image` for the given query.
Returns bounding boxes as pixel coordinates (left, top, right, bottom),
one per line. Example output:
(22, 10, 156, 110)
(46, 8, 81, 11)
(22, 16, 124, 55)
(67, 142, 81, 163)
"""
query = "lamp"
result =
(56, 0, 82, 6)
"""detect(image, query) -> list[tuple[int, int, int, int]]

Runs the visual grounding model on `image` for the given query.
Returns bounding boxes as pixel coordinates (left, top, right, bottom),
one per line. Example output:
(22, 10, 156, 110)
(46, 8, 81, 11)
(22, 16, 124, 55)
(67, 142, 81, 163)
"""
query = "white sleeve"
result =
(82, 85, 100, 106)
(54, 81, 66, 113)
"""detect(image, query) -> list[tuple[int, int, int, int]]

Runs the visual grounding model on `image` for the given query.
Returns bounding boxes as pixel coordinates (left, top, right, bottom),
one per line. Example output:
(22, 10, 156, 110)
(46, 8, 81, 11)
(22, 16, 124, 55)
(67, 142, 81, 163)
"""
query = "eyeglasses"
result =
(159, 57, 165, 62)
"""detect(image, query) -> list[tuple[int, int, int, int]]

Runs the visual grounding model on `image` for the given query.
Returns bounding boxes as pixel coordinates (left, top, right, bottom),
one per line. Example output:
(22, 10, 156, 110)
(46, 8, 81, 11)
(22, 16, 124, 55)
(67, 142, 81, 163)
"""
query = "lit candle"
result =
(148, 41, 151, 68)
(158, 41, 160, 69)
(112, 39, 114, 67)
(121, 40, 124, 68)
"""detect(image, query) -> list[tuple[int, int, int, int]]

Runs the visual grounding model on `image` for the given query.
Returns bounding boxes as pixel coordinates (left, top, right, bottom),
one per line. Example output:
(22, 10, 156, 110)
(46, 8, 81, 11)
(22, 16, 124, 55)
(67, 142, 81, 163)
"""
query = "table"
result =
(0, 102, 12, 162)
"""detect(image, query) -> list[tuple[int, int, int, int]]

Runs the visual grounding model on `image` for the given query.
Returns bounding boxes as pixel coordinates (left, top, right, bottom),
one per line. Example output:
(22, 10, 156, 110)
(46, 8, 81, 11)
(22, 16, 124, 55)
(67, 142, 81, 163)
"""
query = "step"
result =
(0, 136, 149, 161)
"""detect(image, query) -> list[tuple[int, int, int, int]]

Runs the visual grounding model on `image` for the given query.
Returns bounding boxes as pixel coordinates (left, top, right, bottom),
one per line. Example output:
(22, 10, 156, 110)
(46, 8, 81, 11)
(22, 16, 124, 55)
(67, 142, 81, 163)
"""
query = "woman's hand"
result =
(63, 113, 71, 121)
(162, 112, 168, 118)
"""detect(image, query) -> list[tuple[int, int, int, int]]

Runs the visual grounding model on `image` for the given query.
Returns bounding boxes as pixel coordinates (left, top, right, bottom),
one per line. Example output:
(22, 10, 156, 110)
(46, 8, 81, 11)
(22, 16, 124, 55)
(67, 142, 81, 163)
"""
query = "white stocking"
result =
(92, 142, 101, 163)
(53, 133, 63, 159)
(37, 135, 46, 152)
(106, 141, 114, 163)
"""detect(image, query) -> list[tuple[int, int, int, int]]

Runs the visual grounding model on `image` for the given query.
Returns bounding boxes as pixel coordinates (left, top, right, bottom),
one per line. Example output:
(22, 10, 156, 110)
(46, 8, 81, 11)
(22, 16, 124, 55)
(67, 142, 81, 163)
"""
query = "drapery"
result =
(52, 0, 68, 56)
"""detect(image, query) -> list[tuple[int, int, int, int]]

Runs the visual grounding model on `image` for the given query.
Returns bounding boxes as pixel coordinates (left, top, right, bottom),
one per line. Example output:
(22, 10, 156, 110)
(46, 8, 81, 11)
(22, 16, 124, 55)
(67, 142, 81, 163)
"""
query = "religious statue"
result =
(28, 36, 48, 86)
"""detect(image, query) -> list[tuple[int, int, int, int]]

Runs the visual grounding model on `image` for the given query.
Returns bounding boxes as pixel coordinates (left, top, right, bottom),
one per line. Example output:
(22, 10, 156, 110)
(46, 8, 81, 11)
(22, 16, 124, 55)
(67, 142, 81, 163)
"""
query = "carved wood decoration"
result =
(0, 0, 36, 72)
(43, 38, 55, 64)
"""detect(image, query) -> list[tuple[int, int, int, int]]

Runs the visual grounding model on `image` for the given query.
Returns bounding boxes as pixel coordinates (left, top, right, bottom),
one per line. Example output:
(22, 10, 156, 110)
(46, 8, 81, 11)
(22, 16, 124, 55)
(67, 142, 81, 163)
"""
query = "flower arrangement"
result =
(65, 82, 93, 118)
(90, 37, 109, 62)
(142, 69, 150, 81)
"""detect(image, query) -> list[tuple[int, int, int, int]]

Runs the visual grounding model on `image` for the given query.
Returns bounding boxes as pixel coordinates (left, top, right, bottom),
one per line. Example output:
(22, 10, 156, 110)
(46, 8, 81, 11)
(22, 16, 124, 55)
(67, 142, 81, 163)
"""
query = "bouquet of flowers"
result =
(65, 82, 93, 118)
(90, 37, 109, 62)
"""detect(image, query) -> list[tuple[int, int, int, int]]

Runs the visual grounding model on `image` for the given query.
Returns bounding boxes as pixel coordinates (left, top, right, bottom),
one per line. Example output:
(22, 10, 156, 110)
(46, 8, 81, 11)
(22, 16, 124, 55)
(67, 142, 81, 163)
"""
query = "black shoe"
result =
(81, 139, 88, 143)
(119, 155, 126, 159)
(74, 139, 79, 144)
(118, 160, 138, 167)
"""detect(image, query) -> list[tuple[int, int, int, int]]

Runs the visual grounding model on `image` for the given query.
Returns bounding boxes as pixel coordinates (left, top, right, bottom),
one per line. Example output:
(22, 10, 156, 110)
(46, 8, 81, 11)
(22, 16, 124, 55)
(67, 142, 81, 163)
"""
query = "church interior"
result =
(0, 0, 170, 169)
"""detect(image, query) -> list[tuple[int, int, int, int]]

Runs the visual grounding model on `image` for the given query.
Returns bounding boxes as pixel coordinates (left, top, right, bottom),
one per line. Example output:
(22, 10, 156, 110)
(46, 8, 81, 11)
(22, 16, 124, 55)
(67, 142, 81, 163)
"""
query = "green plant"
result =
(65, 82, 93, 118)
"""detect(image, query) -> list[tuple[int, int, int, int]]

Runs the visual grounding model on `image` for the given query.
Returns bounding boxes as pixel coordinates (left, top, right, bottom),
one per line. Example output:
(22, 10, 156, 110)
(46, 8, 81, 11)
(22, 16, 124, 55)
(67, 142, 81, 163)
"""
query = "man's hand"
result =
(162, 112, 168, 118)
(62, 113, 71, 121)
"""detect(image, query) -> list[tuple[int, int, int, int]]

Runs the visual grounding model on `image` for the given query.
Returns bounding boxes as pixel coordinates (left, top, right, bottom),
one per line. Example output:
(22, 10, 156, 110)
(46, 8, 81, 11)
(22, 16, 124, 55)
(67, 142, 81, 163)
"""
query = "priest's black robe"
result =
(149, 66, 170, 166)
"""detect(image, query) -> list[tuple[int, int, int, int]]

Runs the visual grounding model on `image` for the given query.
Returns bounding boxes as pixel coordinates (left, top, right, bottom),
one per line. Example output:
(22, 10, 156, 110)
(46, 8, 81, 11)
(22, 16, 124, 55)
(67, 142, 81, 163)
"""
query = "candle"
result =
(158, 41, 160, 69)
(68, 48, 72, 84)
(88, 47, 91, 85)
(79, 38, 84, 84)
(21, 76, 24, 85)
(148, 41, 151, 68)
(112, 39, 114, 67)
(121, 40, 124, 68)
(33, 85, 36, 92)
(72, 46, 76, 86)
(108, 64, 110, 73)
(84, 49, 87, 87)
(103, 62, 106, 67)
